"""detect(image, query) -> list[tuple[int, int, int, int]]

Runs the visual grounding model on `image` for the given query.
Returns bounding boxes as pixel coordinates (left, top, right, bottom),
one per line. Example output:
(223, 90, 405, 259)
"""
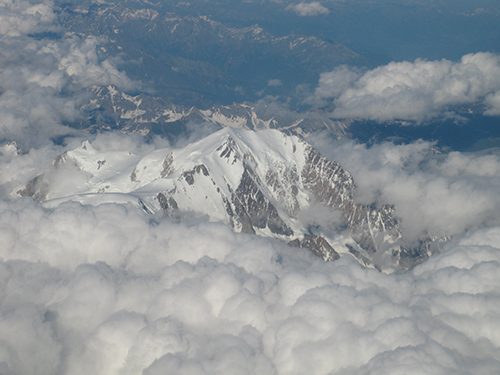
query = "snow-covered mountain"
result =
(17, 128, 434, 270)
(83, 85, 348, 140)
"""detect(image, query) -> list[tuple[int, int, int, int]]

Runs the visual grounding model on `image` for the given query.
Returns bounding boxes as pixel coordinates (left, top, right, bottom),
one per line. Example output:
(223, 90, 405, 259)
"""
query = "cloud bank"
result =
(4, 128, 499, 252)
(0, 0, 133, 148)
(1, 2, 500, 374)
(287, 2, 330, 16)
(1, 129, 500, 373)
(310, 134, 500, 243)
(0, 0, 55, 36)
(0, 199, 499, 374)
(313, 53, 500, 122)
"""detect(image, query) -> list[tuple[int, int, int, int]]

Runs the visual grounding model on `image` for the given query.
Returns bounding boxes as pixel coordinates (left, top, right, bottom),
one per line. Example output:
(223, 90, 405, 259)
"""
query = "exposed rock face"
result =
(302, 146, 401, 255)
(161, 153, 174, 178)
(289, 235, 340, 261)
(302, 147, 354, 208)
(157, 193, 178, 211)
(16, 128, 434, 270)
(17, 175, 48, 202)
(182, 164, 209, 185)
(233, 166, 293, 236)
(266, 164, 300, 216)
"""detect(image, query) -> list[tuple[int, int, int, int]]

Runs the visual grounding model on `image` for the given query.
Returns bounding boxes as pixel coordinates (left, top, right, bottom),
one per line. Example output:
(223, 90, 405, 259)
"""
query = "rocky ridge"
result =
(16, 128, 434, 270)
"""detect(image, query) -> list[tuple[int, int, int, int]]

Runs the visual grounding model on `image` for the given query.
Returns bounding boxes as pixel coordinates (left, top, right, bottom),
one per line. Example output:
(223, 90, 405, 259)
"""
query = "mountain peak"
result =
(17, 128, 434, 270)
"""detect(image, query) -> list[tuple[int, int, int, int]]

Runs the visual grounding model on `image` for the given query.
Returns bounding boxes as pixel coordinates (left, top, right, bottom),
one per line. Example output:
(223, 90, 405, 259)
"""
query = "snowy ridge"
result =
(18, 128, 432, 270)
(86, 85, 347, 140)
(94, 85, 277, 130)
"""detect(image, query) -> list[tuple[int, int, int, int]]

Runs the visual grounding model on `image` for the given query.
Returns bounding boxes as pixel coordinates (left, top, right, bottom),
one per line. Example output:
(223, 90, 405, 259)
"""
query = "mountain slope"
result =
(17, 128, 431, 269)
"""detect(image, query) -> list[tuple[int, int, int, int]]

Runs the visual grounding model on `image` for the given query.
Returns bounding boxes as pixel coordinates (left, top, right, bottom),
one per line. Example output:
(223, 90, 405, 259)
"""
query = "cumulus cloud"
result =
(1, 128, 500, 373)
(0, 199, 500, 374)
(310, 134, 500, 243)
(287, 2, 330, 16)
(2, 2, 500, 374)
(0, 0, 134, 148)
(0, 0, 55, 37)
(485, 91, 500, 115)
(313, 52, 500, 122)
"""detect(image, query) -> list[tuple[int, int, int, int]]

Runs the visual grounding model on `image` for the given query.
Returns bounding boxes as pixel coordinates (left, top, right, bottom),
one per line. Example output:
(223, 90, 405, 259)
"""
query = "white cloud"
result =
(5, 128, 500, 249)
(309, 134, 500, 243)
(0, 0, 55, 37)
(0, 116, 499, 375)
(485, 91, 500, 115)
(0, 0, 134, 148)
(313, 52, 500, 122)
(1, 3, 500, 374)
(0, 198, 499, 374)
(267, 79, 283, 87)
(1, 131, 500, 373)
(287, 2, 330, 16)
(57, 36, 134, 89)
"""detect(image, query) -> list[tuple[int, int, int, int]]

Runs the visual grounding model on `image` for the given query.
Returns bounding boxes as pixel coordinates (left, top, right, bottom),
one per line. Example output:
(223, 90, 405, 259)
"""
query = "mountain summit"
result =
(18, 128, 432, 270)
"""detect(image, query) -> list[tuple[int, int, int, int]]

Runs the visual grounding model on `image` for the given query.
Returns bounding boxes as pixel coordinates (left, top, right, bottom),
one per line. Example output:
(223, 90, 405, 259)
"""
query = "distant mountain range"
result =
(51, 0, 500, 153)
(58, 0, 360, 106)
(82, 85, 348, 141)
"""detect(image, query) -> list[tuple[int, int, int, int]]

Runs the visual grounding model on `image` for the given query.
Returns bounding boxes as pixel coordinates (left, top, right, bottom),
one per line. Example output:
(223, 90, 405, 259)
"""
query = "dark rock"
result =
(289, 235, 340, 261)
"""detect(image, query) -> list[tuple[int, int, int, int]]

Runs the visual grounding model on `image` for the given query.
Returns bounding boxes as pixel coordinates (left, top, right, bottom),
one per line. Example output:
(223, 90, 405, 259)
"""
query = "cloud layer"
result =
(287, 2, 330, 16)
(0, 0, 55, 36)
(0, 199, 500, 374)
(313, 53, 500, 122)
(0, 0, 133, 148)
(4, 128, 499, 252)
(1, 131, 500, 373)
(310, 134, 500, 243)
(1, 2, 500, 374)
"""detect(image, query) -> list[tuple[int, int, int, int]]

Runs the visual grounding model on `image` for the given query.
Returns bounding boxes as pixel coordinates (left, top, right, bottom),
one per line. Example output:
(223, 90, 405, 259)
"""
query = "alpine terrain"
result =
(17, 128, 434, 270)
